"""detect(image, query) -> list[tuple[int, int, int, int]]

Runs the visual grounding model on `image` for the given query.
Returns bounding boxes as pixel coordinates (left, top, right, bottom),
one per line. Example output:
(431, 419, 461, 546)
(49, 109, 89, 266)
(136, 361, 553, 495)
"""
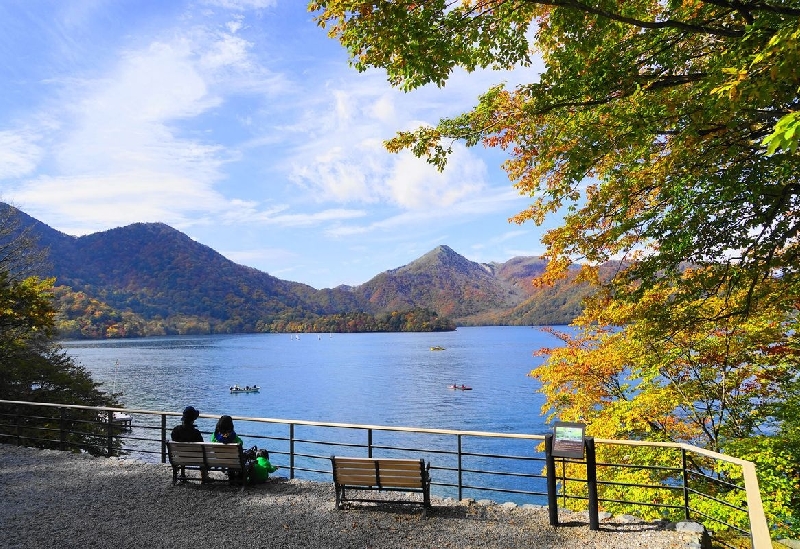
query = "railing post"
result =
(59, 407, 67, 451)
(14, 405, 21, 446)
(585, 437, 599, 531)
(161, 414, 167, 463)
(681, 447, 690, 521)
(368, 429, 373, 458)
(457, 434, 463, 501)
(289, 423, 295, 479)
(545, 434, 559, 526)
(106, 410, 114, 457)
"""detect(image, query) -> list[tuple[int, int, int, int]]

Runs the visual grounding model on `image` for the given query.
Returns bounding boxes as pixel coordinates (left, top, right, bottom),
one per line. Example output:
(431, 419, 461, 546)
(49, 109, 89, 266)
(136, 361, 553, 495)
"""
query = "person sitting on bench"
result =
(210, 415, 243, 445)
(210, 415, 245, 482)
(171, 406, 203, 442)
(170, 406, 207, 482)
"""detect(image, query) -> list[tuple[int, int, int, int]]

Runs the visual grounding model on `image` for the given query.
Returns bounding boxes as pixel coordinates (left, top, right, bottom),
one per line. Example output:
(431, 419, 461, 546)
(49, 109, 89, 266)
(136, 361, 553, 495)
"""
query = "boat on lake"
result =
(430, 346, 446, 351)
(448, 384, 472, 391)
(230, 385, 260, 394)
(98, 411, 133, 429)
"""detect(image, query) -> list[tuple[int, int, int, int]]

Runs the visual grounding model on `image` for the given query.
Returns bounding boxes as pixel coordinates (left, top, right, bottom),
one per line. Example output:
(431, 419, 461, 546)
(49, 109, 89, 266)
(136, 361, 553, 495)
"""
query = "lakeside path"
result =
(0, 444, 700, 549)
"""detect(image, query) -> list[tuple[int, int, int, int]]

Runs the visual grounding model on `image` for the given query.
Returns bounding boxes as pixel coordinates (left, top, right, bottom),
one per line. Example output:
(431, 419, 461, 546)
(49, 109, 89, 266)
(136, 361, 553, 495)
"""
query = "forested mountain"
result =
(6, 203, 592, 337)
(352, 245, 525, 319)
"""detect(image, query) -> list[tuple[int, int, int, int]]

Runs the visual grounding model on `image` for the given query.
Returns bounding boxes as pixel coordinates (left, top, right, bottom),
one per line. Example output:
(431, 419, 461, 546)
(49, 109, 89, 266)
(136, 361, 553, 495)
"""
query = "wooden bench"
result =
(167, 441, 247, 489)
(330, 456, 432, 514)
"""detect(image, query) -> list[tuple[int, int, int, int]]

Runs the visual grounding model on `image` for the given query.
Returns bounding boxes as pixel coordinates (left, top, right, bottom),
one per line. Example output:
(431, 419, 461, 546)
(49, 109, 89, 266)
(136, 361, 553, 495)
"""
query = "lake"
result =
(62, 326, 569, 503)
(62, 326, 562, 435)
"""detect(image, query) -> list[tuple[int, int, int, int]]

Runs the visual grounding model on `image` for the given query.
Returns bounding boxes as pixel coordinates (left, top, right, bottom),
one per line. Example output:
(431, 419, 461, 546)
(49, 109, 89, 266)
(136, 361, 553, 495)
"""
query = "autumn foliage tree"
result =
(0, 204, 116, 453)
(532, 274, 799, 534)
(309, 0, 800, 536)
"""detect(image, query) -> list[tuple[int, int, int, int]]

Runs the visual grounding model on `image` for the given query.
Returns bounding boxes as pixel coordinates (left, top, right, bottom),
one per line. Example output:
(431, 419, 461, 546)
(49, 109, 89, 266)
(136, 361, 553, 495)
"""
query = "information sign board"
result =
(551, 421, 586, 459)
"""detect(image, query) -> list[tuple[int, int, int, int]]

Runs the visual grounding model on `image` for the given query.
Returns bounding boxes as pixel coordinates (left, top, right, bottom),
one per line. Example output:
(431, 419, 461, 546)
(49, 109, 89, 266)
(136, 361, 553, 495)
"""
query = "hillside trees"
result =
(259, 308, 456, 333)
(309, 0, 800, 534)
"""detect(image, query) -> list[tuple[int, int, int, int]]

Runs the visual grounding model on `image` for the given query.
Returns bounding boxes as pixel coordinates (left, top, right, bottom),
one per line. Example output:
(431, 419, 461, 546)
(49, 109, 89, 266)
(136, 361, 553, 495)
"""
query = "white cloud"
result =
(8, 13, 286, 230)
(0, 129, 42, 180)
(325, 186, 525, 239)
(223, 246, 296, 267)
(384, 148, 486, 209)
(201, 0, 277, 10)
(13, 171, 228, 231)
(217, 200, 367, 228)
(265, 208, 367, 228)
(286, 72, 494, 211)
(291, 141, 388, 204)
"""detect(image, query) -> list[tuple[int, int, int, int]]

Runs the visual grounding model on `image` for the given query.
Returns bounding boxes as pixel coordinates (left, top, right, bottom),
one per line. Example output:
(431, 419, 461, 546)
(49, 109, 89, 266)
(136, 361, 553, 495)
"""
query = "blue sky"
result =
(0, 0, 549, 289)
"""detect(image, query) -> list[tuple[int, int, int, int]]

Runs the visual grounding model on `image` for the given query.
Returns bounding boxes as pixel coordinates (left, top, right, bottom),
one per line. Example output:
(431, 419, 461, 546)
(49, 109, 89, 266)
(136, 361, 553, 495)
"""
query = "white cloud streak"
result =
(0, 129, 43, 180)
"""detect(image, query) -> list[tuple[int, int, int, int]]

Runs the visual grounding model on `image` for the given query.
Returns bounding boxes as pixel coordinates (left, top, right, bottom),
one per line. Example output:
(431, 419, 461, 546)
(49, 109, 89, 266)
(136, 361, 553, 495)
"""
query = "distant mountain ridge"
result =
(355, 245, 526, 320)
(3, 203, 593, 337)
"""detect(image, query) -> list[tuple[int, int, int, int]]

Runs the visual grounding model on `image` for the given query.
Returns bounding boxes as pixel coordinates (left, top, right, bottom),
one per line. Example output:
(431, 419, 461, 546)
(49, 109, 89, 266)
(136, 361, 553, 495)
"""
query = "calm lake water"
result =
(62, 326, 561, 434)
(62, 326, 568, 503)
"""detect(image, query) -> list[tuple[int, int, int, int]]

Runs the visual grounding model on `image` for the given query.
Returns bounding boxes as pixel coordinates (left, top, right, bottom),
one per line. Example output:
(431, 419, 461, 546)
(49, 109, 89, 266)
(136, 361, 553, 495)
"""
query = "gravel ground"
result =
(0, 444, 702, 549)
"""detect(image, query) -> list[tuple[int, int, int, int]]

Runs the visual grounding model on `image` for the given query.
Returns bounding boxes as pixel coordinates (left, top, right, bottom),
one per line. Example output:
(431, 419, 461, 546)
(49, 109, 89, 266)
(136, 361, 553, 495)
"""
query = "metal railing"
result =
(0, 400, 772, 548)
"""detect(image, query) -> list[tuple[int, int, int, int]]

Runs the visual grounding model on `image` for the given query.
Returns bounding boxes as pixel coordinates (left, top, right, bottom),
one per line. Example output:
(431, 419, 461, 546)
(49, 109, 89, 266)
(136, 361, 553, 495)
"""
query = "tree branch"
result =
(534, 0, 747, 37)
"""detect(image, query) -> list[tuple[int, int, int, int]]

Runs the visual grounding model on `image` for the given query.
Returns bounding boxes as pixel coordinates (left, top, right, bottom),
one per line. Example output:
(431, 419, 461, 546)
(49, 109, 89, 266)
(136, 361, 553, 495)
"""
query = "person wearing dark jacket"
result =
(171, 406, 203, 442)
(171, 406, 207, 482)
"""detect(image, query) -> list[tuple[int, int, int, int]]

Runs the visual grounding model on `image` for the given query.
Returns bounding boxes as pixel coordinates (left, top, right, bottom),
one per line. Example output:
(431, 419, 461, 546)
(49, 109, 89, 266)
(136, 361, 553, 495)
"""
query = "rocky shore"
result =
(0, 444, 704, 549)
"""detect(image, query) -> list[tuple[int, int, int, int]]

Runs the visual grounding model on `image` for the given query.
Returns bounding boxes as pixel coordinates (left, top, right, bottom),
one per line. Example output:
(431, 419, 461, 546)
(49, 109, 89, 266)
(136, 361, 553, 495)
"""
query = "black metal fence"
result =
(0, 400, 771, 548)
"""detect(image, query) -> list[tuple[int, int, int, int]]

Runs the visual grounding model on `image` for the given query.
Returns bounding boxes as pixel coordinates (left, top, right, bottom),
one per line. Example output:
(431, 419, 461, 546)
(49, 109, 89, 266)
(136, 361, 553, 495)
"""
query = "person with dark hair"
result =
(171, 406, 203, 442)
(171, 406, 207, 482)
(249, 449, 278, 484)
(210, 415, 246, 483)
(210, 415, 243, 445)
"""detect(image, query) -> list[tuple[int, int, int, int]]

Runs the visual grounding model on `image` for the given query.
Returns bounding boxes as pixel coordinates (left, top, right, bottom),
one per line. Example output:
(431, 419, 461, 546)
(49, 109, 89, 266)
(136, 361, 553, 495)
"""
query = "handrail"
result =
(0, 400, 771, 548)
(596, 438, 770, 546)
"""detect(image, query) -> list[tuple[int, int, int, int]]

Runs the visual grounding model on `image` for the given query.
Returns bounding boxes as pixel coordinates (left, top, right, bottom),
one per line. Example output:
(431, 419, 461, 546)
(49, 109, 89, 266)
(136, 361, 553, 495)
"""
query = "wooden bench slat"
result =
(380, 475, 422, 487)
(336, 471, 378, 480)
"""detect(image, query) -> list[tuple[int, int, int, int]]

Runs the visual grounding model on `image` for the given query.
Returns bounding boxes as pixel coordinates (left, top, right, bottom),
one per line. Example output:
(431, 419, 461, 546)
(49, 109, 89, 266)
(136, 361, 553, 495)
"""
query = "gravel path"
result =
(0, 444, 701, 549)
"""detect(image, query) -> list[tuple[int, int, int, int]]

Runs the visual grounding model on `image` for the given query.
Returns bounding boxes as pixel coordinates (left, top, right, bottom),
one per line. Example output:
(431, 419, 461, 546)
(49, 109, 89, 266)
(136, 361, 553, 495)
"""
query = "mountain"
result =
(3, 204, 366, 335)
(351, 247, 589, 325)
(3, 203, 592, 337)
(353, 245, 526, 320)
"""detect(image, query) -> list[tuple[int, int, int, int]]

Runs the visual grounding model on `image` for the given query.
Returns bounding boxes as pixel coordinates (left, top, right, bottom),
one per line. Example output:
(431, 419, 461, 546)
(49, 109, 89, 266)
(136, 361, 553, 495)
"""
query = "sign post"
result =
(545, 421, 599, 530)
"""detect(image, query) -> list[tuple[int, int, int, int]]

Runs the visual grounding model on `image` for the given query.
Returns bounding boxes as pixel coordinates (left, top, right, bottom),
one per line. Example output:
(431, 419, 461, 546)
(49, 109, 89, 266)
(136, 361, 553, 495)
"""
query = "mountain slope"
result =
(4, 203, 593, 336)
(353, 245, 526, 320)
(4, 204, 367, 334)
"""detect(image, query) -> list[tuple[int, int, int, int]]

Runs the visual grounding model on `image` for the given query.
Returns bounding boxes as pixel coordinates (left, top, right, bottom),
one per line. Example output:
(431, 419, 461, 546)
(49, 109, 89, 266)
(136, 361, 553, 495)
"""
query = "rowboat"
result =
(448, 384, 472, 391)
(230, 385, 260, 393)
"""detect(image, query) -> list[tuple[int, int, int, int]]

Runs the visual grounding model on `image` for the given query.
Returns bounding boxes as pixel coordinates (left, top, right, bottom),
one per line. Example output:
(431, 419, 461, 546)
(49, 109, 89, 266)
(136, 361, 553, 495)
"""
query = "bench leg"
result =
(334, 485, 343, 510)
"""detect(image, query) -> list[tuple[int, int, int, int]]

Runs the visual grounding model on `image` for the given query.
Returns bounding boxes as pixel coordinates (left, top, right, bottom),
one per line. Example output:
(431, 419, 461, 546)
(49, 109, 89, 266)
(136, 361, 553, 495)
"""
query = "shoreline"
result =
(0, 444, 703, 549)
